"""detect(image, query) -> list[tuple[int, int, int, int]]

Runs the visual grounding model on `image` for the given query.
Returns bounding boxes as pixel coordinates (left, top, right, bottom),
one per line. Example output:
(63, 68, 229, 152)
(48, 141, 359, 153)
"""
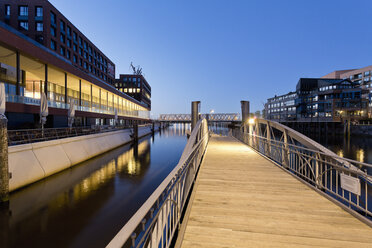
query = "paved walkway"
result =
(181, 135, 372, 248)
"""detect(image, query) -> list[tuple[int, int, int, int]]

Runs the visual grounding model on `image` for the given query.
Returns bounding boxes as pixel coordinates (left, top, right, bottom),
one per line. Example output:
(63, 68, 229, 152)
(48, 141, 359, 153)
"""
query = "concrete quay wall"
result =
(8, 125, 158, 192)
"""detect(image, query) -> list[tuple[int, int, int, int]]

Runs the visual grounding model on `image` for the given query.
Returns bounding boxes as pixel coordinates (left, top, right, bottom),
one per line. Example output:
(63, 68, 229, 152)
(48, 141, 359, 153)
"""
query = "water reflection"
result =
(311, 134, 372, 164)
(0, 125, 187, 248)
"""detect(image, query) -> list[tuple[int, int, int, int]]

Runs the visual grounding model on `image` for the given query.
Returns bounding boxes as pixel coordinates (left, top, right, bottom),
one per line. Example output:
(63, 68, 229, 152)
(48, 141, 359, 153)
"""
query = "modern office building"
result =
(115, 74, 151, 109)
(265, 78, 369, 122)
(0, 0, 150, 129)
(295, 78, 368, 122)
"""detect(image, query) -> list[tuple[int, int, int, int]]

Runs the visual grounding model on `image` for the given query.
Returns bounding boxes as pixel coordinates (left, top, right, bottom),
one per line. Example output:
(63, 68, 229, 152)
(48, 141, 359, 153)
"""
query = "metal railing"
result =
(233, 119, 372, 221)
(7, 125, 130, 146)
(107, 118, 209, 248)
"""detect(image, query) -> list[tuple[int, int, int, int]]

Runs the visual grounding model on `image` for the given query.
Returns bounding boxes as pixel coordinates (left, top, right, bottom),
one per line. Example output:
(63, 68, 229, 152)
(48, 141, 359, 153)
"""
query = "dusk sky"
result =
(50, 0, 372, 117)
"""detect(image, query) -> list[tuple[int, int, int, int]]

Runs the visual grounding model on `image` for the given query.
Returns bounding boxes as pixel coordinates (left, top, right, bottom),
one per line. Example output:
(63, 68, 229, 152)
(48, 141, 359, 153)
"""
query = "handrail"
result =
(233, 118, 372, 221)
(107, 118, 209, 248)
(7, 125, 132, 146)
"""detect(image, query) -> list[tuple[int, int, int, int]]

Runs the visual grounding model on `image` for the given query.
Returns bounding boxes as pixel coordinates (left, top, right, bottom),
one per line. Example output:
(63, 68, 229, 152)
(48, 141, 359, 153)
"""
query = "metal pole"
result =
(191, 101, 200, 131)
(241, 100, 250, 133)
(133, 120, 138, 141)
(0, 117, 9, 203)
(16, 51, 20, 96)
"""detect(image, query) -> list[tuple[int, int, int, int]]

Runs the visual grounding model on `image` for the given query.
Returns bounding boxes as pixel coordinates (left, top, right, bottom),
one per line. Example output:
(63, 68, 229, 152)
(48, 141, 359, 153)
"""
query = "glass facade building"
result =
(0, 1, 150, 129)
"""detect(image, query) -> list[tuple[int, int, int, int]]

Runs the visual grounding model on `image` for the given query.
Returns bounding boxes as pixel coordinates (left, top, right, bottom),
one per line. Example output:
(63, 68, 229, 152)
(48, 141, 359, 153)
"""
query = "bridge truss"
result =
(159, 113, 241, 122)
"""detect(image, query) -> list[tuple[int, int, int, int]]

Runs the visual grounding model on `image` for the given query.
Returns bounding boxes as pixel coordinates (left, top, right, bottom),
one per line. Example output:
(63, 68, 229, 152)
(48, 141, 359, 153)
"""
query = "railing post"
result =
(191, 101, 200, 131)
(266, 121, 271, 156)
(0, 116, 9, 203)
(282, 130, 289, 168)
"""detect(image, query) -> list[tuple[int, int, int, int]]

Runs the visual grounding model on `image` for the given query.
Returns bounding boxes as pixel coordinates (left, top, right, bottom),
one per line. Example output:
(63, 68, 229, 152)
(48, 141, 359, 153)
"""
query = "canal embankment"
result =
(8, 124, 161, 191)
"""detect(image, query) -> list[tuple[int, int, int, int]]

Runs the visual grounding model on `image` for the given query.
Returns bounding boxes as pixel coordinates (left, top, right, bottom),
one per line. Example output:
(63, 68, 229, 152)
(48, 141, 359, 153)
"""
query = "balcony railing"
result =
(7, 125, 130, 146)
(6, 94, 150, 119)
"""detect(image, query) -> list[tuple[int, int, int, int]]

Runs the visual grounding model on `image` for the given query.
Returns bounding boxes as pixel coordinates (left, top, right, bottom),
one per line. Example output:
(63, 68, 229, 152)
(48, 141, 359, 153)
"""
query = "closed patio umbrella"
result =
(68, 100, 75, 128)
(40, 92, 48, 136)
(0, 83, 6, 117)
(114, 108, 118, 126)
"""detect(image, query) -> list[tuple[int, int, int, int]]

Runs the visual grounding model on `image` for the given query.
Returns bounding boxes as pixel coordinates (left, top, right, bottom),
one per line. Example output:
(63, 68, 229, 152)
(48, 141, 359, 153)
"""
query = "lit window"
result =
(19, 21, 28, 30)
(36, 22, 43, 31)
(36, 6, 43, 17)
(19, 6, 28, 16)
(5, 5, 10, 16)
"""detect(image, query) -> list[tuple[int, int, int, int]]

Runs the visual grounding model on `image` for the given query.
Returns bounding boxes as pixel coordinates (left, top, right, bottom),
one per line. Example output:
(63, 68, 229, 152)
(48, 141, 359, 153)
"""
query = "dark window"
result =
(60, 20, 65, 32)
(66, 50, 70, 59)
(73, 55, 77, 63)
(79, 37, 82, 46)
(83, 41, 87, 50)
(60, 46, 65, 56)
(19, 21, 28, 30)
(36, 22, 43, 31)
(5, 5, 10, 16)
(88, 55, 92, 62)
(50, 26, 56, 37)
(73, 43, 77, 52)
(67, 26, 71, 36)
(50, 12, 56, 25)
(67, 39, 71, 48)
(89, 65, 92, 72)
(19, 6, 28, 16)
(50, 40, 56, 50)
(73, 32, 77, 41)
(35, 6, 43, 17)
(84, 62, 87, 69)
(60, 34, 65, 43)
(79, 59, 83, 66)
(88, 46, 92, 54)
(84, 52, 87, 59)
(35, 35, 44, 44)
(79, 48, 83, 56)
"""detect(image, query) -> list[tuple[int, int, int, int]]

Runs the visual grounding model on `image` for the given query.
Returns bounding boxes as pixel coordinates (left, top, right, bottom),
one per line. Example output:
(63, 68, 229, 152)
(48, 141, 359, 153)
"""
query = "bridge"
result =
(108, 117, 372, 247)
(159, 113, 240, 122)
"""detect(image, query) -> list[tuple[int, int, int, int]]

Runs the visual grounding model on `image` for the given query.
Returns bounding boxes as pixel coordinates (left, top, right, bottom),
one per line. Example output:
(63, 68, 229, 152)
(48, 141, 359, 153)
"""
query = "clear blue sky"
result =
(50, 0, 372, 117)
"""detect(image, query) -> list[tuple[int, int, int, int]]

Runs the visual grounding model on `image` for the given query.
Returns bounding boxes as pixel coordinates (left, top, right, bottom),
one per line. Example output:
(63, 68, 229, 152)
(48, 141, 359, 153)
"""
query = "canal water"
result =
(307, 134, 372, 165)
(0, 124, 190, 248)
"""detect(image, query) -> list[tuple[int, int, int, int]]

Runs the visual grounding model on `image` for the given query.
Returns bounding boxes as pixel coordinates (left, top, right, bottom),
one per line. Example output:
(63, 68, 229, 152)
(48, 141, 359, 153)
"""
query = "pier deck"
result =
(180, 135, 372, 247)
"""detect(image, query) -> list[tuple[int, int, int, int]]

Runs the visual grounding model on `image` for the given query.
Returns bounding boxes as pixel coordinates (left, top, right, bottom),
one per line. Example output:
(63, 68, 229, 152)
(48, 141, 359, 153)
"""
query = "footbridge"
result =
(107, 117, 372, 247)
(159, 113, 240, 123)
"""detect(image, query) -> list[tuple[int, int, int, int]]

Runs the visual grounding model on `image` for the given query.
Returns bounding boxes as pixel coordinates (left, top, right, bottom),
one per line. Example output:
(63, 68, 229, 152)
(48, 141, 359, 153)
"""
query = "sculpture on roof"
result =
(130, 62, 143, 75)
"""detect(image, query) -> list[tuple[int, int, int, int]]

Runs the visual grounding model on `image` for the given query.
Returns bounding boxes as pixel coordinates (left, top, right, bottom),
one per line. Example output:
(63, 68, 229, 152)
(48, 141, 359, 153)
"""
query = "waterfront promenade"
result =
(179, 135, 372, 247)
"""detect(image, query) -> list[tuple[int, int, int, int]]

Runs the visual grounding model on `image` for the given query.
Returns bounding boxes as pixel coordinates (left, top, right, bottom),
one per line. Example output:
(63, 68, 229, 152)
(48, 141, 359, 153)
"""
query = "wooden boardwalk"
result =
(180, 135, 372, 248)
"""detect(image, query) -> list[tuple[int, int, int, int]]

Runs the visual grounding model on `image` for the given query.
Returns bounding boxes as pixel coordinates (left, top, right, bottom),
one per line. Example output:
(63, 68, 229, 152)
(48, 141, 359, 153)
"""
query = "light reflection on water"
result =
(312, 134, 372, 164)
(0, 124, 188, 248)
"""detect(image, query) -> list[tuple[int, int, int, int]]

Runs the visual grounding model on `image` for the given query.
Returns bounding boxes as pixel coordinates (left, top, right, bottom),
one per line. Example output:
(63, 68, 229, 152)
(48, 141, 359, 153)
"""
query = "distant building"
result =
(265, 78, 369, 122)
(265, 92, 297, 121)
(115, 74, 151, 110)
(296, 78, 368, 122)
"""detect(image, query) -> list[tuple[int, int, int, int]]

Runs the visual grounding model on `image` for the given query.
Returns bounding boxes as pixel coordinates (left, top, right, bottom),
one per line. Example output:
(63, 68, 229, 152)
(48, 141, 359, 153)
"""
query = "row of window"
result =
(17, 21, 43, 31)
(5, 5, 43, 17)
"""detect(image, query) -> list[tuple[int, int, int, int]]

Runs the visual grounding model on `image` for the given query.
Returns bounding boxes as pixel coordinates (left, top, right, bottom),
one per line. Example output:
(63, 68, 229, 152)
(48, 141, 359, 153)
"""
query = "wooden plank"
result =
(181, 135, 372, 247)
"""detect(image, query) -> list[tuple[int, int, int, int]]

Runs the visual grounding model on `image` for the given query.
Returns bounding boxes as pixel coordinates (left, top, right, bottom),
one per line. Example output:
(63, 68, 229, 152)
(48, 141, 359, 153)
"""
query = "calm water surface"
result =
(0, 125, 189, 248)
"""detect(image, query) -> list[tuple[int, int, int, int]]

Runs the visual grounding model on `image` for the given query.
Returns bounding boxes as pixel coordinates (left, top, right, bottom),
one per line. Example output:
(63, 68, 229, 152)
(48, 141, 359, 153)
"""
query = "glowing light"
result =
(337, 150, 344, 158)
(248, 118, 255, 125)
(356, 149, 365, 163)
